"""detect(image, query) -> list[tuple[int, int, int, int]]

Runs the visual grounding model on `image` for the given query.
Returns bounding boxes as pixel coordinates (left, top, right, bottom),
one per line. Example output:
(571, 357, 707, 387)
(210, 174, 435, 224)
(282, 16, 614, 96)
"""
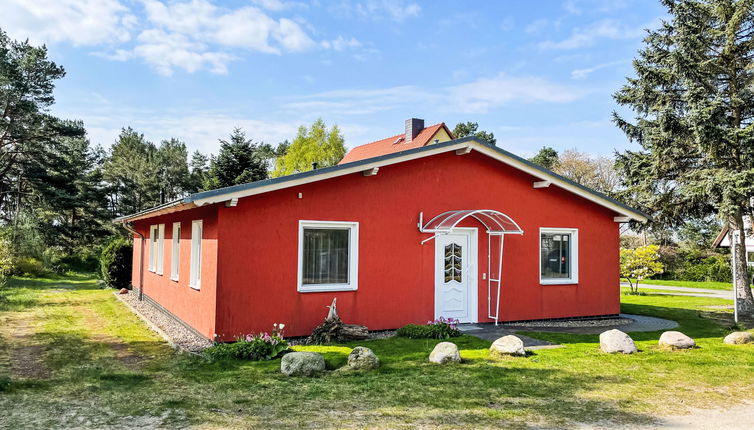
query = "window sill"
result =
(170, 277, 179, 282)
(189, 284, 200, 290)
(298, 284, 357, 293)
(540, 280, 578, 286)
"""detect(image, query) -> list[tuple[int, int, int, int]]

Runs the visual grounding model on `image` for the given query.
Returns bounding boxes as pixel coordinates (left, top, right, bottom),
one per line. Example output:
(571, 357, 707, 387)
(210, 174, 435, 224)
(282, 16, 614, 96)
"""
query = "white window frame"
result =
(297, 220, 359, 293)
(539, 227, 579, 285)
(189, 220, 202, 290)
(156, 224, 165, 275)
(148, 225, 158, 272)
(171, 222, 181, 281)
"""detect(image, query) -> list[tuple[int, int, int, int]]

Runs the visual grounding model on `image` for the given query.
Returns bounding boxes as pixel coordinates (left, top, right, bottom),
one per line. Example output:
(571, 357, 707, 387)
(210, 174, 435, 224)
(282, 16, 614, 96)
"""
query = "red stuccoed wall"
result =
(130, 204, 219, 338)
(210, 151, 620, 339)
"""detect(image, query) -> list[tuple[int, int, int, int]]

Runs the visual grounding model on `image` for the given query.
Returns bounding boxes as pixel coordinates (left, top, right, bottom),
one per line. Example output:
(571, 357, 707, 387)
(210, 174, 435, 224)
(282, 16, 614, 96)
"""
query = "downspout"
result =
(121, 222, 146, 301)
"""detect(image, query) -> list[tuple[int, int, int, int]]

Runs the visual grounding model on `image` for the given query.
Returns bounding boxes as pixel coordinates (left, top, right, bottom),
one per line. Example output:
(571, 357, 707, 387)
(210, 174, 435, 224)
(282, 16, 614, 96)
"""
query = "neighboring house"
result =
(115, 118, 648, 340)
(339, 118, 454, 164)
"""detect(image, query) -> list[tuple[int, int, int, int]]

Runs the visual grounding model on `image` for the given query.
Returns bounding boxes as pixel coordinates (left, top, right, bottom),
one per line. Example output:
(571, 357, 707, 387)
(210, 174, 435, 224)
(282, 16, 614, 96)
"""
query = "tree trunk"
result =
(730, 217, 754, 317)
(340, 324, 369, 340)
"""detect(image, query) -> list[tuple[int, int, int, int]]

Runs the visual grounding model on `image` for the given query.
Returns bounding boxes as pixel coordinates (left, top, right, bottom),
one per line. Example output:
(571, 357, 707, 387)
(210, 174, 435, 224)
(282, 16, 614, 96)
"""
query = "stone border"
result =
(114, 291, 211, 355)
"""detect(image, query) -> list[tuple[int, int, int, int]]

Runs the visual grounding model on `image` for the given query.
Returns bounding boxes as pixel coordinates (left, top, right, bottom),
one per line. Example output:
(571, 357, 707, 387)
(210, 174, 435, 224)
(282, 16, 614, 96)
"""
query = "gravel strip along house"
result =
(114, 118, 648, 341)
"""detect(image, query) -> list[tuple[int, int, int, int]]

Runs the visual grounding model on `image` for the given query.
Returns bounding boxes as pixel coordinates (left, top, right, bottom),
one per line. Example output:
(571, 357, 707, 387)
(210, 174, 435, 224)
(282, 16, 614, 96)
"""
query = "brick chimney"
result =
(405, 118, 424, 142)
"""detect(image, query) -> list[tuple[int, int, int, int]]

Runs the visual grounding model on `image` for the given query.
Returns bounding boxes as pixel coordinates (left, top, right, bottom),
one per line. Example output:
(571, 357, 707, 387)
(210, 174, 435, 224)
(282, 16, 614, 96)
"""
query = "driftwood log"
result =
(307, 298, 369, 344)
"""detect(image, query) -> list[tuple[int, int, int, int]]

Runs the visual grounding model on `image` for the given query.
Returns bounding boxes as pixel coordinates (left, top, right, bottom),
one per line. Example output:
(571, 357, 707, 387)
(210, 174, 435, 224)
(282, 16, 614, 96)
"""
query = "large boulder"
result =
(348, 346, 380, 370)
(599, 329, 637, 354)
(429, 342, 461, 364)
(490, 335, 526, 358)
(723, 331, 754, 345)
(280, 351, 326, 376)
(658, 331, 696, 350)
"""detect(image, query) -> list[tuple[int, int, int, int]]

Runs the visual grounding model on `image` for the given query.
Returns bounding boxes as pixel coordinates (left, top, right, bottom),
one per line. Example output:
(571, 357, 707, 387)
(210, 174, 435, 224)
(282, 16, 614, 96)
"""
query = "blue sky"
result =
(1, 0, 666, 157)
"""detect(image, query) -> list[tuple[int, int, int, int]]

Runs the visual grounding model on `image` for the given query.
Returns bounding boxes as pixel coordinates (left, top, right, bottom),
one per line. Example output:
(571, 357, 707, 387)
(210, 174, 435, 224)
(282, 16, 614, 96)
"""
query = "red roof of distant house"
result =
(339, 122, 453, 164)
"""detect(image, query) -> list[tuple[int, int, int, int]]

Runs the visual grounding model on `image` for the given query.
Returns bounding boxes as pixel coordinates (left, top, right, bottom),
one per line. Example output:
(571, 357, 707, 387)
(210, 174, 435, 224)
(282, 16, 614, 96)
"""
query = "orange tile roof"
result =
(339, 122, 453, 164)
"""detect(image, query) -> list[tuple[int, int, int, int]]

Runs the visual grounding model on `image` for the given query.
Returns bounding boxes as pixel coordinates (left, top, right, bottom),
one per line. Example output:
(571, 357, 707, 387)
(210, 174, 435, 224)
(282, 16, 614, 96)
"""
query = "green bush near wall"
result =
(100, 238, 132, 289)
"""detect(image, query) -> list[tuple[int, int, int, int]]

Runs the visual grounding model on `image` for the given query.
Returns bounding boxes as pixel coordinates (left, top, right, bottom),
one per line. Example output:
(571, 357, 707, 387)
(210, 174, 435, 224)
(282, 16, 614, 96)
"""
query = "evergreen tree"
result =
(0, 29, 85, 228)
(102, 128, 160, 216)
(203, 128, 268, 190)
(529, 147, 559, 170)
(157, 138, 191, 200)
(613, 0, 754, 314)
(452, 121, 496, 145)
(188, 151, 209, 193)
(25, 135, 110, 251)
(272, 119, 346, 177)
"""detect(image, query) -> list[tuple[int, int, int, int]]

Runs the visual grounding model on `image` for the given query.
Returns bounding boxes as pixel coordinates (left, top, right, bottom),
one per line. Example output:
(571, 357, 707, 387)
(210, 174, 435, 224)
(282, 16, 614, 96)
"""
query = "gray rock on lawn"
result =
(490, 335, 526, 358)
(723, 332, 754, 345)
(348, 346, 380, 370)
(280, 351, 326, 376)
(659, 331, 696, 349)
(599, 329, 637, 354)
(429, 342, 461, 364)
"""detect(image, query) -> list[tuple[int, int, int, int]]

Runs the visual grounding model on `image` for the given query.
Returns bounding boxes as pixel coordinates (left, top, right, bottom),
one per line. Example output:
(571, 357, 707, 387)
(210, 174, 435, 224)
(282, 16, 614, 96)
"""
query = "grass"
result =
(637, 279, 734, 291)
(1, 275, 753, 429)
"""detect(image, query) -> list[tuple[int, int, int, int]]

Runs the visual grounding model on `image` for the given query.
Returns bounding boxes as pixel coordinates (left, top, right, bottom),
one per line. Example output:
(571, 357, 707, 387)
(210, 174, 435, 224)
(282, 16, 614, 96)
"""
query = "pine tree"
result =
(614, 0, 754, 315)
(188, 151, 209, 193)
(157, 138, 191, 200)
(102, 128, 160, 216)
(203, 128, 268, 190)
(452, 122, 496, 145)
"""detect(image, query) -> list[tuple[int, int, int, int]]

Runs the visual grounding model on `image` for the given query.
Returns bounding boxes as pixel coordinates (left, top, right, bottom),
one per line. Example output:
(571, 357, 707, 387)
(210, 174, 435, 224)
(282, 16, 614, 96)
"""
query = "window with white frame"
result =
(148, 225, 158, 272)
(156, 224, 165, 275)
(171, 222, 181, 281)
(298, 221, 358, 292)
(539, 228, 578, 284)
(189, 220, 202, 290)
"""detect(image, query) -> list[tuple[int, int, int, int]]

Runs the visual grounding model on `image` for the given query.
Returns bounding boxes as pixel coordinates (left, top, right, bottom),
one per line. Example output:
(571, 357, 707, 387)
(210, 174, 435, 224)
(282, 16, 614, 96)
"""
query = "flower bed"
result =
(396, 317, 461, 339)
(204, 324, 290, 361)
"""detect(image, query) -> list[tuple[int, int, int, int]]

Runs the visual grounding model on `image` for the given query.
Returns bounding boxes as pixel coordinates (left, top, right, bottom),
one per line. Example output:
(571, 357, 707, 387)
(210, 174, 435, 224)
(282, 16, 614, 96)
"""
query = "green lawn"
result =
(1, 275, 753, 429)
(637, 279, 733, 291)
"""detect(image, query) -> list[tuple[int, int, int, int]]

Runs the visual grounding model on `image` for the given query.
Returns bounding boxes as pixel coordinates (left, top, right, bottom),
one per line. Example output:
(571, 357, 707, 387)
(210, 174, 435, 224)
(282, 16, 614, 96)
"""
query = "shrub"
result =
(205, 324, 289, 361)
(0, 239, 13, 277)
(396, 317, 461, 339)
(100, 238, 132, 289)
(11, 257, 52, 277)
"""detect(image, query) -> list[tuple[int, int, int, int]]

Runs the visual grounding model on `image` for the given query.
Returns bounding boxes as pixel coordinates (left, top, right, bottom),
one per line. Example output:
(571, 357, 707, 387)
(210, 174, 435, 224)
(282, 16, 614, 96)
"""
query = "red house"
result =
(116, 119, 647, 340)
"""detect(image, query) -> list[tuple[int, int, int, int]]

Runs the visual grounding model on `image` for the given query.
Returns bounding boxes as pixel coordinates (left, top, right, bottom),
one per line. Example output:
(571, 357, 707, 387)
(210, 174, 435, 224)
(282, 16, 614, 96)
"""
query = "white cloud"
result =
(322, 36, 363, 51)
(537, 19, 645, 50)
(336, 0, 421, 22)
(0, 0, 135, 46)
(2, 0, 345, 75)
(570, 60, 626, 80)
(281, 73, 586, 116)
(130, 29, 236, 76)
(104, 0, 320, 74)
(448, 74, 585, 113)
(250, 0, 302, 11)
(282, 86, 426, 115)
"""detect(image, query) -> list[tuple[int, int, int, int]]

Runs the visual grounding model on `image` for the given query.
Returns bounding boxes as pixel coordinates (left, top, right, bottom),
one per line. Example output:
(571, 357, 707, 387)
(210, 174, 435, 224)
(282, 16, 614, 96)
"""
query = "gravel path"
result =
(116, 290, 212, 354)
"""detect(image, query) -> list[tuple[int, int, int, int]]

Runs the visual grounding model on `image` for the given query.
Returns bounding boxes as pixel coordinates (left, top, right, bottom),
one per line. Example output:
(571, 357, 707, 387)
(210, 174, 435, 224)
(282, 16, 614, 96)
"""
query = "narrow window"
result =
(298, 221, 358, 292)
(540, 228, 578, 284)
(148, 225, 158, 272)
(189, 220, 202, 290)
(444, 243, 462, 283)
(156, 224, 165, 275)
(171, 222, 181, 281)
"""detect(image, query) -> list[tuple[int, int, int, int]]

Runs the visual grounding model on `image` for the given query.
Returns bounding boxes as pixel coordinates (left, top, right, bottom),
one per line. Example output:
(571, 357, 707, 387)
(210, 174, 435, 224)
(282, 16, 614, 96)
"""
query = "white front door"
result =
(434, 229, 477, 323)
